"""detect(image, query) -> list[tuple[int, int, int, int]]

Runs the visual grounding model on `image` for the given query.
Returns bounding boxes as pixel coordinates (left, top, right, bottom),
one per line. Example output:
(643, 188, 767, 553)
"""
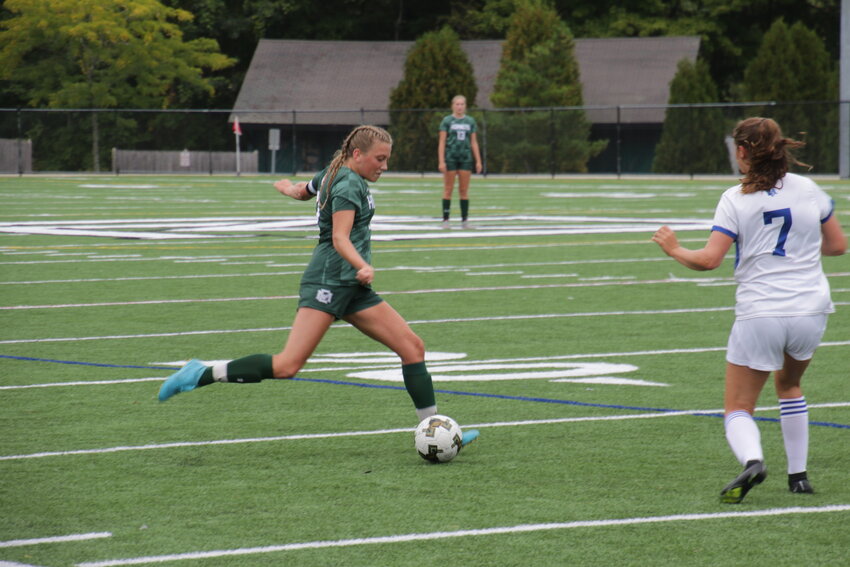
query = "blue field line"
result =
(3, 354, 849, 429)
(294, 376, 682, 412)
(0, 354, 174, 370)
(291, 377, 850, 430)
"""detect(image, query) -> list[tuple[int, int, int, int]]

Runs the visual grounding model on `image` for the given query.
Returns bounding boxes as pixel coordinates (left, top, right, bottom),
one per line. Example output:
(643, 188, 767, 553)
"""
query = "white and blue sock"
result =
(780, 396, 809, 475)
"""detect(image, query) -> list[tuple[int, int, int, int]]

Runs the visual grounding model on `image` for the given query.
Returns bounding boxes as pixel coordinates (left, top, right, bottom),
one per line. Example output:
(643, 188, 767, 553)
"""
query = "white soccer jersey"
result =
(711, 173, 835, 320)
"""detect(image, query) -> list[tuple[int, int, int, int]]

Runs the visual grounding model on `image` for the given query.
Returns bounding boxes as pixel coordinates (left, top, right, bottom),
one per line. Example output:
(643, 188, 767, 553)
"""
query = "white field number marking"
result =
(157, 352, 665, 387)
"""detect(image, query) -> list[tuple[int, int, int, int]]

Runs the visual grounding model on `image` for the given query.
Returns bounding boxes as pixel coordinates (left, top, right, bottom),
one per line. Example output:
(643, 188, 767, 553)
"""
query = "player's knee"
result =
(401, 333, 426, 363)
(272, 355, 303, 379)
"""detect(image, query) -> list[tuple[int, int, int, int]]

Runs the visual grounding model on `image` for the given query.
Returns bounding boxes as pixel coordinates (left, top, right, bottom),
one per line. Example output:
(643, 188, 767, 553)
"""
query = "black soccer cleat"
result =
(788, 473, 814, 494)
(720, 460, 767, 504)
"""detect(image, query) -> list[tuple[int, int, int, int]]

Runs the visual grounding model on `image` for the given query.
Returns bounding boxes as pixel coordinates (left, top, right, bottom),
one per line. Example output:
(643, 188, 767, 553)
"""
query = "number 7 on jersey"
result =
(763, 208, 792, 257)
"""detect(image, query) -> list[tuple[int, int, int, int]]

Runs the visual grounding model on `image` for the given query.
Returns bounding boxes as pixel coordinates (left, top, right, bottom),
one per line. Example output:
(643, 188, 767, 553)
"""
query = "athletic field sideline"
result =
(1, 175, 848, 566)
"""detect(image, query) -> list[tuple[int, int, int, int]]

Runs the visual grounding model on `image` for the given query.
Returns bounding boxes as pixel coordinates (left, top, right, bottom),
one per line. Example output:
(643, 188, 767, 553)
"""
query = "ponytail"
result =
(733, 117, 809, 194)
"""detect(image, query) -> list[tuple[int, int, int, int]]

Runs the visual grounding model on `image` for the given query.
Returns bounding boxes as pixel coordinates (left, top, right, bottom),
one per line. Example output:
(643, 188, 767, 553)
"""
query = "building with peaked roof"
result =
(232, 36, 700, 173)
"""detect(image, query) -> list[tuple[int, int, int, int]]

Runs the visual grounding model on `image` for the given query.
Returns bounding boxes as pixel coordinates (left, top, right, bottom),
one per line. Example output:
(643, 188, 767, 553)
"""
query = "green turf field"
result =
(1, 174, 848, 566)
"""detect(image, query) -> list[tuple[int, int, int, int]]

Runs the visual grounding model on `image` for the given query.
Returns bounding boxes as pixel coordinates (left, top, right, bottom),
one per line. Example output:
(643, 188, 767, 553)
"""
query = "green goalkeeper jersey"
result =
(301, 166, 375, 286)
(439, 114, 478, 161)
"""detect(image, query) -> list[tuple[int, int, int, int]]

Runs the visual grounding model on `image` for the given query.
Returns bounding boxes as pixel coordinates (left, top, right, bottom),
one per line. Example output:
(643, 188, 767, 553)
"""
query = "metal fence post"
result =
(841, 0, 849, 178)
(292, 110, 297, 175)
(616, 106, 622, 178)
(549, 107, 555, 178)
(16, 108, 23, 176)
(481, 109, 487, 176)
(207, 109, 213, 175)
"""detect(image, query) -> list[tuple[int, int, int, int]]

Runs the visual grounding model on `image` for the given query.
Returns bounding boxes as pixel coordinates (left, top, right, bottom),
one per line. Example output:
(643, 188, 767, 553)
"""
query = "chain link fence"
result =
(0, 102, 842, 176)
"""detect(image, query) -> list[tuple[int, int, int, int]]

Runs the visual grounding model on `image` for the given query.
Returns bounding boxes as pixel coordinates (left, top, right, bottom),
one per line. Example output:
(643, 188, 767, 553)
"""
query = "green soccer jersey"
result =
(439, 114, 477, 160)
(301, 166, 375, 286)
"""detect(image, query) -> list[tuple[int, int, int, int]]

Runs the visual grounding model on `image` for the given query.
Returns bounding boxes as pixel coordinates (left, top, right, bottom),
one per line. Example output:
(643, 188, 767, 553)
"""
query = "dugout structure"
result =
(0, 138, 33, 173)
(112, 148, 258, 174)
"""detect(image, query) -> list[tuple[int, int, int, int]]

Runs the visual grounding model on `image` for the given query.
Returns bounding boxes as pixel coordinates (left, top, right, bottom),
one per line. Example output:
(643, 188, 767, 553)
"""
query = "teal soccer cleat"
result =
(158, 359, 206, 402)
(461, 428, 480, 448)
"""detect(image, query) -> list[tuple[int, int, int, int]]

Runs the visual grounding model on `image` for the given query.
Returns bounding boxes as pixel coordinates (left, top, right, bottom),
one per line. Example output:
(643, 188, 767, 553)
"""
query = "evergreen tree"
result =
(741, 19, 836, 172)
(488, 0, 604, 173)
(389, 27, 478, 172)
(653, 59, 729, 174)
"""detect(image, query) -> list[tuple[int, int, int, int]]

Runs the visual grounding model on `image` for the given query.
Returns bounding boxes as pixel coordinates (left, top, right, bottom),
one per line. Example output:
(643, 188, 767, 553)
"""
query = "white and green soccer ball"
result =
(414, 414, 463, 463)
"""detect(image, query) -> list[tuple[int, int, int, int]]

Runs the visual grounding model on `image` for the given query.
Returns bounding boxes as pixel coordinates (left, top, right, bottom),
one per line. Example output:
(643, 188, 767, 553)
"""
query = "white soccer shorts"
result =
(726, 314, 828, 371)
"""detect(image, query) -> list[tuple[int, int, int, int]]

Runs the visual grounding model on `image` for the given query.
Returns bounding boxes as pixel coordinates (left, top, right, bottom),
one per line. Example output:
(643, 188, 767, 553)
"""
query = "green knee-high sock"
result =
(460, 199, 469, 221)
(402, 361, 436, 411)
(442, 199, 451, 221)
(197, 354, 274, 386)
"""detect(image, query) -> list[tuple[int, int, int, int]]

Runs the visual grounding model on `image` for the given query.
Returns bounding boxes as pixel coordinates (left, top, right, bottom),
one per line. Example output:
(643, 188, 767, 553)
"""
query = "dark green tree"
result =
(389, 26, 478, 172)
(447, 0, 516, 39)
(653, 58, 729, 174)
(741, 19, 836, 172)
(488, 0, 604, 173)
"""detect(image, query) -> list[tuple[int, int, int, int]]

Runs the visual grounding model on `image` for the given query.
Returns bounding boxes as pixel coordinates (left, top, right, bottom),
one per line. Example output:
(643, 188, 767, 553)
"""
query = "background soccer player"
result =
(438, 95, 483, 229)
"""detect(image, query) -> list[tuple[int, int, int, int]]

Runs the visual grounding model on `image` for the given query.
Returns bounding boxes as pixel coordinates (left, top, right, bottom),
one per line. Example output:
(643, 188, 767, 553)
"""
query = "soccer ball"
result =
(414, 414, 463, 463)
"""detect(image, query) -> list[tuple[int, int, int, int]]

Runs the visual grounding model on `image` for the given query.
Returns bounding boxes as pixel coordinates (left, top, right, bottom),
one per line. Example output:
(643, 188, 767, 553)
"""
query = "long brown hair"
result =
(733, 117, 809, 194)
(319, 125, 392, 209)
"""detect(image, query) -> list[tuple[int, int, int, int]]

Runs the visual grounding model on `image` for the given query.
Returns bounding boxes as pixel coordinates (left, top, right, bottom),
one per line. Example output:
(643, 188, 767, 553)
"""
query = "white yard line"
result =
(74, 506, 850, 566)
(5, 303, 850, 344)
(0, 533, 112, 548)
(0, 281, 728, 311)
(4, 403, 850, 462)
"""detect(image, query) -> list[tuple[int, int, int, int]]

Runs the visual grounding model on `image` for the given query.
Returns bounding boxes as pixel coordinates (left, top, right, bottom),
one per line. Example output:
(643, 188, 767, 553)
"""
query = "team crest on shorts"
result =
(316, 289, 333, 304)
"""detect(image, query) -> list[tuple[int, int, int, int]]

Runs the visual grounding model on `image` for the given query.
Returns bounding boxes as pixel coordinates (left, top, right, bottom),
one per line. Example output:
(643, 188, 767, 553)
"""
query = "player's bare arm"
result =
(331, 209, 374, 285)
(652, 226, 732, 271)
(274, 179, 314, 201)
(821, 215, 847, 256)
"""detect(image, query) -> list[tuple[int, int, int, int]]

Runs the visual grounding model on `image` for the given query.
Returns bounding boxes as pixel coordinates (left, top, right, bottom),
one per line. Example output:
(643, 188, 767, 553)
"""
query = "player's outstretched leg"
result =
(720, 460, 767, 503)
(158, 359, 206, 401)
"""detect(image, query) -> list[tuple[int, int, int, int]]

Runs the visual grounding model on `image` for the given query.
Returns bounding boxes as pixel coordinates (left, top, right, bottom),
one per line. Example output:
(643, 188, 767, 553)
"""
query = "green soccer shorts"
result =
(445, 155, 474, 171)
(298, 282, 384, 319)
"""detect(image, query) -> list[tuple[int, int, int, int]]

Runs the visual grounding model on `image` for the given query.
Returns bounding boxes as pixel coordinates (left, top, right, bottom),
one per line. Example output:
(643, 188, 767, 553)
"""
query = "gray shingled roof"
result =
(232, 36, 700, 125)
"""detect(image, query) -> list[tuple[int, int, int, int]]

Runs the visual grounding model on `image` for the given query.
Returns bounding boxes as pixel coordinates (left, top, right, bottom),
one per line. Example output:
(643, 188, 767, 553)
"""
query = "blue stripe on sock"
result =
(780, 397, 807, 417)
(724, 410, 752, 427)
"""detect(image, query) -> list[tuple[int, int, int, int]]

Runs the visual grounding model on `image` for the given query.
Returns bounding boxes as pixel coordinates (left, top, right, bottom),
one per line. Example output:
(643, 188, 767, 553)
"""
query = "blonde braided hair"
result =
(319, 125, 393, 209)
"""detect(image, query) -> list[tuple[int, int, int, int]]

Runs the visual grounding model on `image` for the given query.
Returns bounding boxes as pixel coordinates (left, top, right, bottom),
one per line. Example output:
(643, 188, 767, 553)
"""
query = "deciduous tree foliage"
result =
(653, 59, 729, 175)
(389, 26, 478, 172)
(0, 0, 234, 170)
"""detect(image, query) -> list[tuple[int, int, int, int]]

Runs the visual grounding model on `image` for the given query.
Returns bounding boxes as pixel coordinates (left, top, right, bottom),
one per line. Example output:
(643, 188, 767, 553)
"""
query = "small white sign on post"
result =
(269, 128, 280, 174)
(179, 149, 191, 168)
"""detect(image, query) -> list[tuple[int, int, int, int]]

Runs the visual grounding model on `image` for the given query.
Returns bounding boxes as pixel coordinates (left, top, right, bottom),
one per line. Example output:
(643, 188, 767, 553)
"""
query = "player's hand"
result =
(356, 264, 374, 285)
(652, 226, 680, 256)
(438, 162, 447, 174)
(475, 162, 483, 174)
